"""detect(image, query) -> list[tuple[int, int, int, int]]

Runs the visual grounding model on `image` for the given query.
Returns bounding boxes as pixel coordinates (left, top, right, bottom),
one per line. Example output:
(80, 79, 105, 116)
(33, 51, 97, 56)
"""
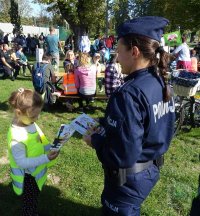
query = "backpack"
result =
(32, 63, 48, 94)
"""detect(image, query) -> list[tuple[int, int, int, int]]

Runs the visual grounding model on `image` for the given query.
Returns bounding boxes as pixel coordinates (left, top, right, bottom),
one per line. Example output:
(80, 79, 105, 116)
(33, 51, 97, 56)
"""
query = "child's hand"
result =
(47, 150, 59, 160)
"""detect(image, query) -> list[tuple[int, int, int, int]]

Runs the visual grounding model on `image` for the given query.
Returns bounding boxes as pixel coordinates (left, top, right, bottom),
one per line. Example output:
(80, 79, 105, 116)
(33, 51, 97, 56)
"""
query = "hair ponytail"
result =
(121, 34, 172, 102)
(156, 48, 172, 102)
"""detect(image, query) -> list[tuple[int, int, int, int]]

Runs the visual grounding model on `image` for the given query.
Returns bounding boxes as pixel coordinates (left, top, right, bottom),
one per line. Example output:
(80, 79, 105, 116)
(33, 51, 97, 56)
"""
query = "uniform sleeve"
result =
(92, 90, 147, 168)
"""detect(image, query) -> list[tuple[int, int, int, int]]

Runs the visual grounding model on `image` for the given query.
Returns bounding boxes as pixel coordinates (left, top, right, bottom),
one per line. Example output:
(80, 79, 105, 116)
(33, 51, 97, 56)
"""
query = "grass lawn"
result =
(0, 66, 200, 216)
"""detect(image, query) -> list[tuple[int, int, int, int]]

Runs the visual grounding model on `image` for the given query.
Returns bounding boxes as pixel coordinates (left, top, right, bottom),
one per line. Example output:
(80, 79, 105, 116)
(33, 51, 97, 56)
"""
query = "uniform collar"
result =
(124, 66, 156, 82)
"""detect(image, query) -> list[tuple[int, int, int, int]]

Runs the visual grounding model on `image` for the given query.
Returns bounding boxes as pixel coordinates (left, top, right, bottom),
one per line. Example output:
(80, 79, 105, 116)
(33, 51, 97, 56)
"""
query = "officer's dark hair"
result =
(120, 34, 171, 102)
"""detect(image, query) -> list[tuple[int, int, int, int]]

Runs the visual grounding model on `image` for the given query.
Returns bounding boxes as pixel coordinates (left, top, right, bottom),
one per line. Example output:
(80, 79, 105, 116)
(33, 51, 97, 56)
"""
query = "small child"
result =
(92, 53, 104, 92)
(7, 88, 59, 216)
(191, 49, 199, 72)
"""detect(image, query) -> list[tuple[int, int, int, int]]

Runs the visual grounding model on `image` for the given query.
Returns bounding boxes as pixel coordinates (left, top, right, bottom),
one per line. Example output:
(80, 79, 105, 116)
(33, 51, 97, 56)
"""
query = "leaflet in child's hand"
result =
(51, 124, 75, 150)
(71, 113, 99, 135)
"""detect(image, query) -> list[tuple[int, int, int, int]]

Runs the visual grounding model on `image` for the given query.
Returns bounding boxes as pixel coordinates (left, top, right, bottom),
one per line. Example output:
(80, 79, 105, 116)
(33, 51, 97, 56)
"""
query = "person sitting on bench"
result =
(0, 43, 20, 81)
(32, 55, 57, 109)
(75, 52, 97, 111)
(16, 45, 32, 76)
(63, 50, 78, 73)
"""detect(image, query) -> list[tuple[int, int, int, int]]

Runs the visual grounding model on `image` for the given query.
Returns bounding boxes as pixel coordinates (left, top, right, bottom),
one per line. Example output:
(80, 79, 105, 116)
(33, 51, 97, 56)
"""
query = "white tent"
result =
(0, 22, 59, 37)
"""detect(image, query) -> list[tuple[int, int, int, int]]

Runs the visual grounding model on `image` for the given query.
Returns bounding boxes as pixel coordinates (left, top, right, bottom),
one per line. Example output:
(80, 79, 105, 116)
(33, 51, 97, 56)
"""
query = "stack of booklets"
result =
(50, 113, 98, 151)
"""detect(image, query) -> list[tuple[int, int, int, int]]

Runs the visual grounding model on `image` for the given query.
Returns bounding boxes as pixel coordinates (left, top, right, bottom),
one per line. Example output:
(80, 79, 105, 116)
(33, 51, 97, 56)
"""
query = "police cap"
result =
(117, 16, 169, 42)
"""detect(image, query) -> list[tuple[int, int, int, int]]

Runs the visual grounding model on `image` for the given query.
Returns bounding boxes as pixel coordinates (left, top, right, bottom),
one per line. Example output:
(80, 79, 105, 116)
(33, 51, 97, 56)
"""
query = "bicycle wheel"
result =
(174, 102, 184, 136)
(181, 100, 200, 132)
(180, 102, 192, 132)
(193, 101, 200, 127)
(173, 95, 185, 136)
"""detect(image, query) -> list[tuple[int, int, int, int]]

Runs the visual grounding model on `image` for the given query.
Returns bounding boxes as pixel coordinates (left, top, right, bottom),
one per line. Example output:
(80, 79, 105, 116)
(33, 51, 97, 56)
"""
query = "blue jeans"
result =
(50, 52, 59, 71)
(101, 164, 160, 216)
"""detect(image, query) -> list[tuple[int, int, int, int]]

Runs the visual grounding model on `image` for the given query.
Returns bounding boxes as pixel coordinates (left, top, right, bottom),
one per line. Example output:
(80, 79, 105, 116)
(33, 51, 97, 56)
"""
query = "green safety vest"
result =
(7, 123, 55, 195)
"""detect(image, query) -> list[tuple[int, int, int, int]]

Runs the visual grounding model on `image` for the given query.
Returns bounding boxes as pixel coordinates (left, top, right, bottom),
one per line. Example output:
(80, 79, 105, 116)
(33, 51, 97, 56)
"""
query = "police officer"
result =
(83, 16, 175, 216)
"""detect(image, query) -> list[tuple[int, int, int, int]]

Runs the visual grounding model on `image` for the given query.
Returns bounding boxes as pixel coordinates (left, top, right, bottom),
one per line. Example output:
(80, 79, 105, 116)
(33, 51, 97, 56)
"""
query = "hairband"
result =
(155, 46, 164, 53)
(18, 88, 24, 94)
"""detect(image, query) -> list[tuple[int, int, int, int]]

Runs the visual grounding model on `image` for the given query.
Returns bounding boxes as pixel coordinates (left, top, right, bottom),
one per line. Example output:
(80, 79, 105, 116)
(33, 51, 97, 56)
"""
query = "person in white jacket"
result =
(172, 34, 191, 70)
(79, 35, 91, 53)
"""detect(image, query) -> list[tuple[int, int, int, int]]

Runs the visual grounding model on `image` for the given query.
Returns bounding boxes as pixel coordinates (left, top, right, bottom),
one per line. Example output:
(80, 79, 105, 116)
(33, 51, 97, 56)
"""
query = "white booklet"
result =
(71, 113, 98, 135)
(51, 124, 75, 151)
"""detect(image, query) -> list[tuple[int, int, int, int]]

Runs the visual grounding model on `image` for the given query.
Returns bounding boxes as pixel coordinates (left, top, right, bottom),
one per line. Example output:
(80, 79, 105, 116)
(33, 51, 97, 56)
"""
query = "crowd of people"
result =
(3, 17, 200, 216)
(171, 34, 200, 71)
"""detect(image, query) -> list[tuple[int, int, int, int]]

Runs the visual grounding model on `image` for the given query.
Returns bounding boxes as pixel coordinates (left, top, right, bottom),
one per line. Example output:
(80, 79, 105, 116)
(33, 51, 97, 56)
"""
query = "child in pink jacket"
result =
(75, 52, 97, 110)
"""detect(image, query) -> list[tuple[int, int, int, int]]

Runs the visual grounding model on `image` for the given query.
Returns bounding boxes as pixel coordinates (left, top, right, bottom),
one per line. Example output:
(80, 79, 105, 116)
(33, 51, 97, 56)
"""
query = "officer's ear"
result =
(131, 46, 140, 58)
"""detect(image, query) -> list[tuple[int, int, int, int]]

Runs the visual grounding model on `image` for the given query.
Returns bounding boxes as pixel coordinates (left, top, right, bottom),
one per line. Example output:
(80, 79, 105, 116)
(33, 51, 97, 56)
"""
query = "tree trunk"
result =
(70, 24, 89, 52)
(57, 0, 89, 52)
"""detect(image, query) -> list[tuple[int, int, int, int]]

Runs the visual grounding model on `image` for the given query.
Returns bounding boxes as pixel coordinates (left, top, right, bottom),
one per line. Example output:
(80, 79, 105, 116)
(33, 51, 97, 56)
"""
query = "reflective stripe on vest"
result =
(12, 181, 23, 195)
(11, 168, 24, 176)
(27, 167, 36, 173)
(13, 180, 23, 189)
(63, 73, 78, 95)
(34, 167, 47, 181)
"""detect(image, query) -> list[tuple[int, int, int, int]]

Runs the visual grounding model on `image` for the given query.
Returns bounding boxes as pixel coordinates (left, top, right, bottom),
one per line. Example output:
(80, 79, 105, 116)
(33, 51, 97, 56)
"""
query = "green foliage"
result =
(112, 0, 130, 29)
(144, 0, 200, 32)
(0, 0, 11, 22)
(36, 0, 106, 35)
(9, 0, 23, 35)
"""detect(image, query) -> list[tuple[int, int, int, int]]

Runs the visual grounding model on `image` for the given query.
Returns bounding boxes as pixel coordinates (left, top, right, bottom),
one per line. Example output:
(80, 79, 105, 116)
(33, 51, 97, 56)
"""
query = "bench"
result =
(51, 92, 108, 111)
(55, 93, 108, 101)
(52, 92, 108, 103)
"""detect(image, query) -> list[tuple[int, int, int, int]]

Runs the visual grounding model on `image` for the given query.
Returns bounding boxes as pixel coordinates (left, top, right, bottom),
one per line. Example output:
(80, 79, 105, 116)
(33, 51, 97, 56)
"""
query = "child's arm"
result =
(11, 141, 58, 169)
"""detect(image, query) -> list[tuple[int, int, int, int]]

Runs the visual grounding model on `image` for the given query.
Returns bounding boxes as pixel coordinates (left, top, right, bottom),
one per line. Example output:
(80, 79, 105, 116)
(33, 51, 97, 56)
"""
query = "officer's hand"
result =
(83, 134, 92, 147)
(83, 125, 105, 148)
(83, 124, 96, 148)
(47, 150, 59, 160)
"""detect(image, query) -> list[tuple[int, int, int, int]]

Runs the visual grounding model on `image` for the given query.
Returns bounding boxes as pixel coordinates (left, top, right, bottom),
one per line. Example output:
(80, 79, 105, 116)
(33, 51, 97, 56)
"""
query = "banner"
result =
(59, 26, 71, 41)
(164, 31, 182, 46)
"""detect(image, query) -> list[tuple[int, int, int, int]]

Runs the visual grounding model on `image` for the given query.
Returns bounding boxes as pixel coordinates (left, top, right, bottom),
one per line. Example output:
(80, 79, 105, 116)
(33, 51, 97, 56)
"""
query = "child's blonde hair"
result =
(78, 52, 91, 67)
(8, 88, 43, 114)
(65, 50, 75, 60)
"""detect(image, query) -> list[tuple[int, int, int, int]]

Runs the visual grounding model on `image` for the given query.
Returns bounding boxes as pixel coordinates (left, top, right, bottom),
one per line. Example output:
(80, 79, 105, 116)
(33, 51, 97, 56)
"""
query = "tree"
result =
(35, 0, 106, 50)
(129, 0, 151, 17)
(0, 0, 11, 22)
(0, 0, 33, 23)
(18, 0, 33, 17)
(144, 0, 200, 32)
(112, 0, 130, 29)
(9, 0, 23, 35)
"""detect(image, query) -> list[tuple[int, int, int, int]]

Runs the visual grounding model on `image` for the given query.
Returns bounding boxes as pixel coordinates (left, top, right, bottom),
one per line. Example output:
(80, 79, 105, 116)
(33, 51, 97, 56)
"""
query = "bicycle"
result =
(171, 69, 200, 136)
(174, 95, 200, 136)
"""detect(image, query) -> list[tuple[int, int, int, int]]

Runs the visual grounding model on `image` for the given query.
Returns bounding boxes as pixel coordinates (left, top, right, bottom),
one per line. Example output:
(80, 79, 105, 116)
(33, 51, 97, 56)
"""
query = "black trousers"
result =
(2, 62, 20, 78)
(78, 92, 96, 108)
(22, 174, 40, 216)
(20, 63, 32, 74)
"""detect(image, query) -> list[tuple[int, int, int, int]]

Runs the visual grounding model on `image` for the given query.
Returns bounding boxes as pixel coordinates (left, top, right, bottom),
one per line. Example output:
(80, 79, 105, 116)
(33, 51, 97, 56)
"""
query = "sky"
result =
(29, 0, 48, 17)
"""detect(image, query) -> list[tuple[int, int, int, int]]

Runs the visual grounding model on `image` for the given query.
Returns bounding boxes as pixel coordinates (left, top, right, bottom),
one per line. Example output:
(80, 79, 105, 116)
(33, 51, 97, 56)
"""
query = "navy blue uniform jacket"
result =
(91, 67, 175, 169)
